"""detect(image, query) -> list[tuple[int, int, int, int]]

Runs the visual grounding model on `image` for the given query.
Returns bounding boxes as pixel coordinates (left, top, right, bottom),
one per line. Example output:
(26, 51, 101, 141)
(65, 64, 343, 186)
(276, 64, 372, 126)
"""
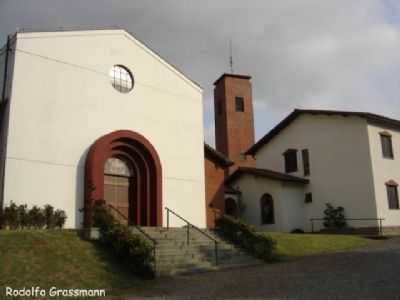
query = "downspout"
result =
(0, 34, 11, 214)
(1, 34, 10, 102)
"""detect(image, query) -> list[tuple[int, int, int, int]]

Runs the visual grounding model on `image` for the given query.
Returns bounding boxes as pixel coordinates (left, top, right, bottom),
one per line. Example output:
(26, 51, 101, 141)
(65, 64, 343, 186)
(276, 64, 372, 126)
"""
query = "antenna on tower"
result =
(229, 39, 234, 73)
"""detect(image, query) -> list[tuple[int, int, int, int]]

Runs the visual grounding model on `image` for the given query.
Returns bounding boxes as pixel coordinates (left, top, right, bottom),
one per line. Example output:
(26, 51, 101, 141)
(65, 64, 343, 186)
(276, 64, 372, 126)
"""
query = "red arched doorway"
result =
(84, 130, 162, 227)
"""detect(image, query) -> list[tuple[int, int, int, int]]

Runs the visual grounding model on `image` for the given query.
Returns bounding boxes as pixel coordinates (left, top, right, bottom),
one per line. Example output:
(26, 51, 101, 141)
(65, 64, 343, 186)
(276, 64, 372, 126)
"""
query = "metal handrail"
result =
(309, 217, 385, 235)
(212, 208, 223, 227)
(106, 204, 157, 271)
(107, 204, 158, 245)
(165, 207, 219, 265)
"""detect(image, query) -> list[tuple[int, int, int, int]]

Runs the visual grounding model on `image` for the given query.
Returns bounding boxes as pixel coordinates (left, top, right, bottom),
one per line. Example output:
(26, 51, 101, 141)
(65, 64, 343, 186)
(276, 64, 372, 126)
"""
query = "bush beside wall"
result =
(92, 202, 155, 278)
(215, 215, 276, 261)
(0, 202, 67, 230)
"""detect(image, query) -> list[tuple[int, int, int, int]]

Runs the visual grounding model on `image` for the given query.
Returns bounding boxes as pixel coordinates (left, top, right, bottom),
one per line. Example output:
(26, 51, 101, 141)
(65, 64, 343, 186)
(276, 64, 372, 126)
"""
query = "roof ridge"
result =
(246, 108, 400, 156)
(204, 143, 233, 167)
(226, 166, 309, 185)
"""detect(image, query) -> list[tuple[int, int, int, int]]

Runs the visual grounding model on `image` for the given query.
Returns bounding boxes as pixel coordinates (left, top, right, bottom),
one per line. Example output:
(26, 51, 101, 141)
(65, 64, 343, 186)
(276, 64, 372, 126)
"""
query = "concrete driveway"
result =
(116, 237, 400, 300)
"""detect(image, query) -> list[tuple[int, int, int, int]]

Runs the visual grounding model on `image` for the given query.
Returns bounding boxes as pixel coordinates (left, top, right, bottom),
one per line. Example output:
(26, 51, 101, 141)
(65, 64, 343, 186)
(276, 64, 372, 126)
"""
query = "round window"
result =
(109, 65, 134, 93)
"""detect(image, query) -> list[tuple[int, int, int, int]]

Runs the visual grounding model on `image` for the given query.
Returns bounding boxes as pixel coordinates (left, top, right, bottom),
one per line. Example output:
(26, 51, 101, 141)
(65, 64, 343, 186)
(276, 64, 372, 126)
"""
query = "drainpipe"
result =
(0, 34, 11, 215)
(1, 34, 11, 102)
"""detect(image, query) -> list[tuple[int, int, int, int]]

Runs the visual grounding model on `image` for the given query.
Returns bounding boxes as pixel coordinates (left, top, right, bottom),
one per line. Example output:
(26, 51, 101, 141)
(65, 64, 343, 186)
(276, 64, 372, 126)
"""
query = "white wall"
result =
(280, 182, 307, 231)
(255, 114, 377, 231)
(3, 30, 206, 228)
(367, 123, 400, 227)
(231, 174, 306, 232)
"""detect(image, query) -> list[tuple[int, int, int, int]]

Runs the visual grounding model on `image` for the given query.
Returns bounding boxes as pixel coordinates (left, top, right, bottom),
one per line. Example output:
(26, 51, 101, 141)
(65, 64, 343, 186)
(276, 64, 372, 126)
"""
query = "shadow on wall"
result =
(75, 148, 89, 228)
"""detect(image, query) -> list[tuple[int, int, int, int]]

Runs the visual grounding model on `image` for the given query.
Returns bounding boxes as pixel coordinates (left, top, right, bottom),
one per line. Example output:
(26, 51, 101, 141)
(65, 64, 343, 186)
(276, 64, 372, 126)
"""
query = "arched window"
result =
(104, 157, 133, 177)
(260, 194, 274, 224)
(225, 197, 238, 217)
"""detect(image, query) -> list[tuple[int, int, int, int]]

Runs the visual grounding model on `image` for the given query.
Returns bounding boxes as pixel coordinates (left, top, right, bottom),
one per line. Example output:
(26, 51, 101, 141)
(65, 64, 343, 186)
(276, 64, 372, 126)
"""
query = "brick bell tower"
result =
(214, 74, 256, 173)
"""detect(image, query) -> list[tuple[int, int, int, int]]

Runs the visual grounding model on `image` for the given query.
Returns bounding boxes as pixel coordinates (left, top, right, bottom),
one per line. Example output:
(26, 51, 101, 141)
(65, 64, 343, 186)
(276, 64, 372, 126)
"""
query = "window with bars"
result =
(386, 181, 399, 210)
(109, 65, 134, 93)
(235, 96, 244, 112)
(380, 132, 394, 159)
(302, 149, 310, 176)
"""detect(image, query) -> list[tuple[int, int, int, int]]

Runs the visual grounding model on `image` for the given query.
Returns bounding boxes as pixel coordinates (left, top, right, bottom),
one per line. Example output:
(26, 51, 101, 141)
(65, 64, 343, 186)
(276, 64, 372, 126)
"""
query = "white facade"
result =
(232, 112, 400, 232)
(229, 174, 305, 232)
(367, 123, 400, 227)
(1, 30, 206, 228)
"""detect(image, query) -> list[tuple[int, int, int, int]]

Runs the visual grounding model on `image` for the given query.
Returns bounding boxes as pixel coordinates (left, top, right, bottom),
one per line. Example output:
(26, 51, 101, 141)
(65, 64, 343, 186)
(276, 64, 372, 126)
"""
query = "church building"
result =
(0, 29, 206, 228)
(1, 28, 400, 234)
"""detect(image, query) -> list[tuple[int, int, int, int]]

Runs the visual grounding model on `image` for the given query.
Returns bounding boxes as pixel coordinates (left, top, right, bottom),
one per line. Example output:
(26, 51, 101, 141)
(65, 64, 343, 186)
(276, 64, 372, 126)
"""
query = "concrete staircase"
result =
(132, 226, 263, 276)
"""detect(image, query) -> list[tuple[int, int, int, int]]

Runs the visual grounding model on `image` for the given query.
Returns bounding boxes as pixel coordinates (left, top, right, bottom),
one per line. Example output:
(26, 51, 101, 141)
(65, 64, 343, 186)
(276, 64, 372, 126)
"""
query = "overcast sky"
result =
(1, 0, 400, 146)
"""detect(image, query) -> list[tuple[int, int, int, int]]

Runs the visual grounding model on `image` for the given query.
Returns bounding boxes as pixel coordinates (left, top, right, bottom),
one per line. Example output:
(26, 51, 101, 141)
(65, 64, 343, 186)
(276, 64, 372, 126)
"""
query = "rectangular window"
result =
(387, 184, 399, 209)
(235, 96, 244, 112)
(380, 133, 394, 159)
(305, 193, 313, 203)
(283, 149, 298, 173)
(302, 149, 310, 176)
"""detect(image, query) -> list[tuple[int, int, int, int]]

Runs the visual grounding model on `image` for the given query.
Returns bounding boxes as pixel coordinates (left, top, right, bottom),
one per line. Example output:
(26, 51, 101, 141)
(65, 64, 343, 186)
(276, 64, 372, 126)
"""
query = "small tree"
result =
(17, 204, 29, 229)
(4, 201, 19, 229)
(44, 204, 56, 229)
(28, 206, 46, 229)
(54, 209, 67, 229)
(323, 203, 347, 229)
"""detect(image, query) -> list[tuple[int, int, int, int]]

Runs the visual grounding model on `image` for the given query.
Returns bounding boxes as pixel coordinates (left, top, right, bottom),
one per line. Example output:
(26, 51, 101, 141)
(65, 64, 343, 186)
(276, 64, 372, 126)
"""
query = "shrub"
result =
(102, 224, 154, 277)
(17, 204, 29, 228)
(3, 201, 19, 229)
(92, 202, 154, 278)
(54, 209, 67, 228)
(323, 203, 347, 230)
(0, 203, 66, 230)
(215, 215, 275, 261)
(92, 200, 115, 231)
(291, 228, 305, 234)
(28, 206, 46, 229)
(44, 205, 56, 229)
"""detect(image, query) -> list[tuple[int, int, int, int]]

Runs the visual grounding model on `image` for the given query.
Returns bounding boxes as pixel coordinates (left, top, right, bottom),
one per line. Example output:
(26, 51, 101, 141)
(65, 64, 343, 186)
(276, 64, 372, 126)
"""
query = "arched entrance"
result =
(84, 130, 162, 227)
(103, 157, 135, 224)
(260, 193, 274, 225)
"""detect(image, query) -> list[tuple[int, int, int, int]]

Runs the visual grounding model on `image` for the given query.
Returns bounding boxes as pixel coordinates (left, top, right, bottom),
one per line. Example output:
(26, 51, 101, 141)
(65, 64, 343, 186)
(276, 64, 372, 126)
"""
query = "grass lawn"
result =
(0, 230, 147, 299)
(262, 232, 373, 261)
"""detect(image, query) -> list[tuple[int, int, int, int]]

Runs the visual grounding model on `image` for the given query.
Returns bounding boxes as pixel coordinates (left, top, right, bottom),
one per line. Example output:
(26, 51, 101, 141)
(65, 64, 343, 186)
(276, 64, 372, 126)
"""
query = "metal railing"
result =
(165, 207, 219, 265)
(309, 218, 385, 235)
(212, 208, 222, 227)
(107, 204, 158, 271)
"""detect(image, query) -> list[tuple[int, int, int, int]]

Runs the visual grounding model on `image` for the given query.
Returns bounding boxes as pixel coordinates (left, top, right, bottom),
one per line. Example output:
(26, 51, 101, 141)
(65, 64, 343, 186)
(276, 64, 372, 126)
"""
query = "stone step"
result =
(130, 226, 264, 276)
(155, 241, 236, 250)
(156, 257, 262, 276)
(155, 247, 244, 256)
(157, 265, 216, 276)
(136, 227, 225, 241)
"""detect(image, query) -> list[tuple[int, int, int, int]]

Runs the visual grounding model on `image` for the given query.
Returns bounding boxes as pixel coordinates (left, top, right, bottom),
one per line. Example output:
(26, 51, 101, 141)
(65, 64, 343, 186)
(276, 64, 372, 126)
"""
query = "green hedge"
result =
(92, 202, 154, 278)
(0, 202, 67, 229)
(215, 215, 275, 261)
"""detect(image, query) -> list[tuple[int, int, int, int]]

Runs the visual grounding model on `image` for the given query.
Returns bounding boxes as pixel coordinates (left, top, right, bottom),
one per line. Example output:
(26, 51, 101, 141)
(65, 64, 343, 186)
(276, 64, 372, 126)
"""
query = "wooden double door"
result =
(104, 157, 136, 224)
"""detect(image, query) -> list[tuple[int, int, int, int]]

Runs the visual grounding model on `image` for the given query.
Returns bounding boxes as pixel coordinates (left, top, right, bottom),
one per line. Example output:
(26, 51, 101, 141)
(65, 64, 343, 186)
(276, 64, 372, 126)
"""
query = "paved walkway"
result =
(115, 238, 400, 300)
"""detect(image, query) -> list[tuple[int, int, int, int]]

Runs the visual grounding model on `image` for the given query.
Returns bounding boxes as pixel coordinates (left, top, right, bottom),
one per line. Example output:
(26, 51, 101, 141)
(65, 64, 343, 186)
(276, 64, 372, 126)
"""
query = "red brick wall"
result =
(214, 75, 256, 174)
(204, 156, 226, 228)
